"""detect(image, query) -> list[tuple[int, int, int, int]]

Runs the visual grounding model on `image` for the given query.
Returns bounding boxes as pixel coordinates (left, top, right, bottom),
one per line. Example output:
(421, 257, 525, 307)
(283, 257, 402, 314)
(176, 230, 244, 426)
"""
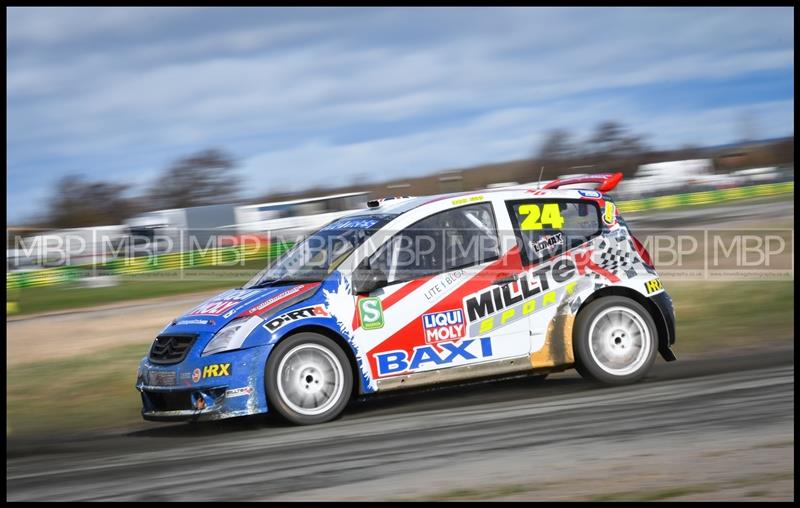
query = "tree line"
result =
(41, 121, 651, 229)
(38, 119, 792, 229)
(45, 149, 242, 228)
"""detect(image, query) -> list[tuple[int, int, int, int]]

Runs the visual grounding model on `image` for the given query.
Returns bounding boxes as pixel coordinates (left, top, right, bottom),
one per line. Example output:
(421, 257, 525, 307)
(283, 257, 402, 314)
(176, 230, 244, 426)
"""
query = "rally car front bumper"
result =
(137, 344, 273, 422)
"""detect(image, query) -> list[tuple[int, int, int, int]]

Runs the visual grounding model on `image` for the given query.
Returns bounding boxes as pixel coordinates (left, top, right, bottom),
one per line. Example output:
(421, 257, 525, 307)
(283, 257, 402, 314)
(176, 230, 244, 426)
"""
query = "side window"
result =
(368, 203, 500, 284)
(506, 199, 601, 265)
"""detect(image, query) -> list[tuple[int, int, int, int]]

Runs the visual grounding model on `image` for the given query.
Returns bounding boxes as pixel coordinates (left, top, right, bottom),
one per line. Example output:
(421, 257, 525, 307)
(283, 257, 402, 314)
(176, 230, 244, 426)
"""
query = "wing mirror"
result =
(352, 264, 388, 294)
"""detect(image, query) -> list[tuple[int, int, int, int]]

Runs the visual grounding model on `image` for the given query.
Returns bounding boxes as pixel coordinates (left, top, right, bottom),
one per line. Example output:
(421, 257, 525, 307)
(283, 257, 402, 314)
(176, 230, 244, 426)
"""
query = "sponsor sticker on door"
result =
(422, 309, 465, 343)
(358, 297, 384, 330)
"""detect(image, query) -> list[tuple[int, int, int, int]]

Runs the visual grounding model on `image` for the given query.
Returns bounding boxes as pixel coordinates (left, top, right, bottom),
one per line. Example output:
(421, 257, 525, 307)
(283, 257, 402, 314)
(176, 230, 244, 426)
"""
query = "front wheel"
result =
(573, 296, 657, 385)
(265, 333, 353, 425)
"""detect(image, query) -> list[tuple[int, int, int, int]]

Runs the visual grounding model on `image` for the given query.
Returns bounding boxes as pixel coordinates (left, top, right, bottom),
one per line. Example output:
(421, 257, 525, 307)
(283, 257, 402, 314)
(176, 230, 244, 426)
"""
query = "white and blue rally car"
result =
(137, 173, 676, 425)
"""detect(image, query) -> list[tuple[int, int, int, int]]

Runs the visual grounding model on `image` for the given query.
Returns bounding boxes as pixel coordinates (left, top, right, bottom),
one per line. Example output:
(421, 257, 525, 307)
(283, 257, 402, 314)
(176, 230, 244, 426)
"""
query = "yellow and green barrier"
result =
(618, 181, 793, 214)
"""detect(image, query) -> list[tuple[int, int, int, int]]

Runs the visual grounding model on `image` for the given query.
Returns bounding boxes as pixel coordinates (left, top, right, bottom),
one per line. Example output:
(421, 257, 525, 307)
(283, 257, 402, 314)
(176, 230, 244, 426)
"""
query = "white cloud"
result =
(237, 97, 795, 196)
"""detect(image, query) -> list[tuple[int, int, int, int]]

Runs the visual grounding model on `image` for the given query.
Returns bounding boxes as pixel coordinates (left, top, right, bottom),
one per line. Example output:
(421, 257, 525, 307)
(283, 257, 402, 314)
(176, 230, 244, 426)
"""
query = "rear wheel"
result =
(266, 333, 353, 425)
(573, 296, 657, 385)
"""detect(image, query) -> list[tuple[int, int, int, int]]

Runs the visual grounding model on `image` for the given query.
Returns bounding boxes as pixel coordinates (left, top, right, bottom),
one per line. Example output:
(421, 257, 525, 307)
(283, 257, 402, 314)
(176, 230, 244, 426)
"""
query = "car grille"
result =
(149, 334, 197, 364)
(143, 390, 194, 411)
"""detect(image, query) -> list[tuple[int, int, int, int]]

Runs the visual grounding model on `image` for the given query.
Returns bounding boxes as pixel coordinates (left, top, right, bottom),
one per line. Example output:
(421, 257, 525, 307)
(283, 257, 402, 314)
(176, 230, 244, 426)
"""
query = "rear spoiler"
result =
(542, 172, 623, 192)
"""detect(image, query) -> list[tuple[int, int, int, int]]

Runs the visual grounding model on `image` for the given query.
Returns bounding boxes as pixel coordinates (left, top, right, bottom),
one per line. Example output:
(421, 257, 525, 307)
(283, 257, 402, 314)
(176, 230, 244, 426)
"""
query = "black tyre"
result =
(265, 333, 353, 425)
(573, 296, 658, 385)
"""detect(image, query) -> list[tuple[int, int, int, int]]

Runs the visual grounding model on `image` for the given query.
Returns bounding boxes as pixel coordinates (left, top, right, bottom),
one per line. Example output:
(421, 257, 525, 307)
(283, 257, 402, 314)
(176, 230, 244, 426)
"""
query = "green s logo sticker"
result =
(358, 297, 384, 330)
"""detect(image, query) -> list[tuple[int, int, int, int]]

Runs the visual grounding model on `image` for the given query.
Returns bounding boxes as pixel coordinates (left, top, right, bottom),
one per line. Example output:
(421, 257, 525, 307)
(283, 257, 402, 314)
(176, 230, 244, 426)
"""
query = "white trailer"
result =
(617, 159, 716, 199)
(231, 192, 370, 241)
(126, 204, 238, 255)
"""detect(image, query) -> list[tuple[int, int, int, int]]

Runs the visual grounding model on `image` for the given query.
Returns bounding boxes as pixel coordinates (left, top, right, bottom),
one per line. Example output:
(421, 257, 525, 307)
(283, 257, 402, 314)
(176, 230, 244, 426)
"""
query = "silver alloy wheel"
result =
(587, 305, 652, 377)
(276, 343, 345, 416)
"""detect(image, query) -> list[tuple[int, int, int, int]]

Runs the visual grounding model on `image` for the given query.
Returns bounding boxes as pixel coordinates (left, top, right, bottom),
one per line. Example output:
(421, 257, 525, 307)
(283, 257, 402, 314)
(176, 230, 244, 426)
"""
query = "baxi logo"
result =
(375, 337, 493, 376)
(359, 297, 384, 330)
(422, 310, 465, 343)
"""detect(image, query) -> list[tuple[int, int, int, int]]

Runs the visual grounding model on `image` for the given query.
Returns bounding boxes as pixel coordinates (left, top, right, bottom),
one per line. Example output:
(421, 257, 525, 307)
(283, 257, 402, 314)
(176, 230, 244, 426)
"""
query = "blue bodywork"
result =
(136, 275, 357, 421)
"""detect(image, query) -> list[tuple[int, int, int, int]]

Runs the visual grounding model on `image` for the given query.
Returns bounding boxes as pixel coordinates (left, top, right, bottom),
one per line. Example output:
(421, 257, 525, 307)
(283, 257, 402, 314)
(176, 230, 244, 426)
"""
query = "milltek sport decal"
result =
(463, 257, 578, 335)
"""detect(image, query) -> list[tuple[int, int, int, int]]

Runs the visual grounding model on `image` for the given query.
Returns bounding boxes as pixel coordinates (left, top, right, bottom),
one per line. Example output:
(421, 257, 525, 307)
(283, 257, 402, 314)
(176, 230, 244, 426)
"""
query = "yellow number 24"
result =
(518, 203, 565, 230)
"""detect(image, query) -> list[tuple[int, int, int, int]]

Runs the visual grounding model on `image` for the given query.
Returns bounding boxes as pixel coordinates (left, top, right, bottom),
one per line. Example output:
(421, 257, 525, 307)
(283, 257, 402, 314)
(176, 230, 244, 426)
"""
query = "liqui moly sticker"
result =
(422, 309, 466, 343)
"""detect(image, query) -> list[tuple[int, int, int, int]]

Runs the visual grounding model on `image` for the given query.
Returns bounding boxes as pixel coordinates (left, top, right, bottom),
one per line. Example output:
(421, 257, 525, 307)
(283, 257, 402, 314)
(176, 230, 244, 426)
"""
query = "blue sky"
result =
(7, 7, 794, 224)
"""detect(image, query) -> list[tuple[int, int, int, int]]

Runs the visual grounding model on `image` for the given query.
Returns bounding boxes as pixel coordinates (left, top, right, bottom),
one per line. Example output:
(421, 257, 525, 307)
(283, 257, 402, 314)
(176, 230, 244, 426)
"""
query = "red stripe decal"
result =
(381, 275, 435, 310)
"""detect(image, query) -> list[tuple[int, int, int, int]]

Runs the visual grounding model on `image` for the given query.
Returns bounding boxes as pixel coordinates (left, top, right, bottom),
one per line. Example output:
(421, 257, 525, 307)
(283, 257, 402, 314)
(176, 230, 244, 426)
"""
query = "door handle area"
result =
(492, 273, 519, 286)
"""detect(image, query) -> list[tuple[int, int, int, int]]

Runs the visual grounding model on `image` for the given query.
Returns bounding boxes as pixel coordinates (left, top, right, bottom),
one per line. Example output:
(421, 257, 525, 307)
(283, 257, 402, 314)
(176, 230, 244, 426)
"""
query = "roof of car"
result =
(347, 185, 605, 219)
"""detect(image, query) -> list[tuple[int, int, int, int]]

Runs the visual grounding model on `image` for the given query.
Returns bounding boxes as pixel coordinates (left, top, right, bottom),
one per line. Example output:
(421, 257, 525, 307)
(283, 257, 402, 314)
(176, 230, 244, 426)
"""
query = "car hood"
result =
(165, 283, 322, 334)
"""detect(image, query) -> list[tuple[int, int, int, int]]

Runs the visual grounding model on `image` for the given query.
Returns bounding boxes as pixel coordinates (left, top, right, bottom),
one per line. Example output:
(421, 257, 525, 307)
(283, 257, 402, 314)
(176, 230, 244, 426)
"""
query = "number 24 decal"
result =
(518, 203, 565, 230)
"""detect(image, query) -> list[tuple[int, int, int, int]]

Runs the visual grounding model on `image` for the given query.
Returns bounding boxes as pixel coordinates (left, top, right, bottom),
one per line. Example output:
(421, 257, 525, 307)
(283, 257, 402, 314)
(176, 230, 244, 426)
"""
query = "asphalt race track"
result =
(7, 347, 794, 501)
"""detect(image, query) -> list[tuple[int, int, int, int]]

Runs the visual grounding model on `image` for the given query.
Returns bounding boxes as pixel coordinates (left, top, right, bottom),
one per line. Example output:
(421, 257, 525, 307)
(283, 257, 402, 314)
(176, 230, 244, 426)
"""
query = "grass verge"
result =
(7, 344, 148, 436)
(668, 280, 794, 353)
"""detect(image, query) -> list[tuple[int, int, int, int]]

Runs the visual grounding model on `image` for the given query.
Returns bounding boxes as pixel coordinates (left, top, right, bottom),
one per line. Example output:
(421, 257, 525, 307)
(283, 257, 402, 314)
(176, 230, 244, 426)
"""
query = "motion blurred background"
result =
(6, 6, 794, 502)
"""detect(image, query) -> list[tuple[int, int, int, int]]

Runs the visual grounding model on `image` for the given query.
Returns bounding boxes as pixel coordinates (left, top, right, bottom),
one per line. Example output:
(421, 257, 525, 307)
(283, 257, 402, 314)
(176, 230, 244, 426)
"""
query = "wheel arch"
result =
(273, 325, 364, 396)
(577, 285, 676, 362)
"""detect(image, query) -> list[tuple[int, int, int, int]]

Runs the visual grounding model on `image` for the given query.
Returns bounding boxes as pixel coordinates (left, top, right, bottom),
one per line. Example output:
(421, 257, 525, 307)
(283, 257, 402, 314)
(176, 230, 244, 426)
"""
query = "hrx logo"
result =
(193, 363, 231, 382)
(644, 278, 663, 294)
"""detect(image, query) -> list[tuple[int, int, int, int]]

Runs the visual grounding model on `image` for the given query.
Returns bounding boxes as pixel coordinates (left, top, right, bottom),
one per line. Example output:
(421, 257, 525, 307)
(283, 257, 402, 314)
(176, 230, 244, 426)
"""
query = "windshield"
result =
(244, 215, 394, 288)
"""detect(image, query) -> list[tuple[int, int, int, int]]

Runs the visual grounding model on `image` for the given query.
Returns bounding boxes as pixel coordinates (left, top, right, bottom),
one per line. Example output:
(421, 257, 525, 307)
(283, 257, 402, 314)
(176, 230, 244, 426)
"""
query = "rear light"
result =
(631, 235, 654, 267)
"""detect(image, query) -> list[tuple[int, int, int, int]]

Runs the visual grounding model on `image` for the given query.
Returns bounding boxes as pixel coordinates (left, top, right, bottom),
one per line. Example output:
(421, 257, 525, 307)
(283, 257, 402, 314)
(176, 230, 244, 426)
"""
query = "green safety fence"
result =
(617, 181, 793, 214)
(7, 241, 293, 291)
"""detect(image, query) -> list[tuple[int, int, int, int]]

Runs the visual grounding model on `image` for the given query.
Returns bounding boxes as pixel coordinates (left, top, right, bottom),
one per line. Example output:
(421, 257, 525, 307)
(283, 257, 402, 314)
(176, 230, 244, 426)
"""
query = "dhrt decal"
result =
(263, 305, 330, 333)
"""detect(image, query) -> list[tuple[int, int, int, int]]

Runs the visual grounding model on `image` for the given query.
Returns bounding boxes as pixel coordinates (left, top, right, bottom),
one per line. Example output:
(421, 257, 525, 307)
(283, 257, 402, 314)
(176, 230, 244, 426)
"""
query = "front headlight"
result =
(203, 316, 263, 356)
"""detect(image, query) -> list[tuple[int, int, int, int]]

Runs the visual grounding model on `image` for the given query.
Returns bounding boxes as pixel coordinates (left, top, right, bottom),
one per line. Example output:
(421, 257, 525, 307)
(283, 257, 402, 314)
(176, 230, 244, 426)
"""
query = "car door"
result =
(504, 198, 603, 357)
(352, 201, 530, 381)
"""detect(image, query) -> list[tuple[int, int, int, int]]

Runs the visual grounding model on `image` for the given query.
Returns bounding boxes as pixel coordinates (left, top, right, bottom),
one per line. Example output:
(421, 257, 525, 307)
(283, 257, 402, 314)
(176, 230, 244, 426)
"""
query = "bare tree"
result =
(537, 129, 576, 161)
(737, 110, 758, 144)
(47, 175, 138, 228)
(147, 149, 241, 210)
(588, 121, 648, 158)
